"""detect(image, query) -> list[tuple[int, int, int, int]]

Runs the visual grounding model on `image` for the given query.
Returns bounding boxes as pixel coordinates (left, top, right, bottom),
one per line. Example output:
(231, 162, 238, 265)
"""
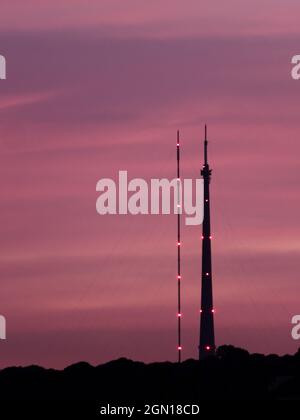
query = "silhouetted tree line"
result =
(1, 345, 300, 400)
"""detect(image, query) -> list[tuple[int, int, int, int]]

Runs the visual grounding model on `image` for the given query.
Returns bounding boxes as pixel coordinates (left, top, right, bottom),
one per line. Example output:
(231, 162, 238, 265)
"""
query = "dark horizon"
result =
(1, 345, 300, 402)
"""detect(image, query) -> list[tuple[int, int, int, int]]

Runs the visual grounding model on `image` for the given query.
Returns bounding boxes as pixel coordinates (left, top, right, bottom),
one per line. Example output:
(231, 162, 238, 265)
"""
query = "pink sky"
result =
(0, 1, 300, 367)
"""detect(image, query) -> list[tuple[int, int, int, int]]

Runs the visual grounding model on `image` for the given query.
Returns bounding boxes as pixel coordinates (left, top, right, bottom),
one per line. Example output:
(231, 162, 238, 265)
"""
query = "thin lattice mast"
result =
(176, 130, 182, 362)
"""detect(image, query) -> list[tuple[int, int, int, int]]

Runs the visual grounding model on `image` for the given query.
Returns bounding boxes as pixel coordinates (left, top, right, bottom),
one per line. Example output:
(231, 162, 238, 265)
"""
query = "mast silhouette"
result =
(199, 125, 215, 359)
(176, 130, 182, 362)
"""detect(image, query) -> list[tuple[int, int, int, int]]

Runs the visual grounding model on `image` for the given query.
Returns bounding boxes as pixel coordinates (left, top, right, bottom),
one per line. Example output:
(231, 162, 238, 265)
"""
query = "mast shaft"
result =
(199, 125, 215, 360)
(177, 130, 182, 363)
